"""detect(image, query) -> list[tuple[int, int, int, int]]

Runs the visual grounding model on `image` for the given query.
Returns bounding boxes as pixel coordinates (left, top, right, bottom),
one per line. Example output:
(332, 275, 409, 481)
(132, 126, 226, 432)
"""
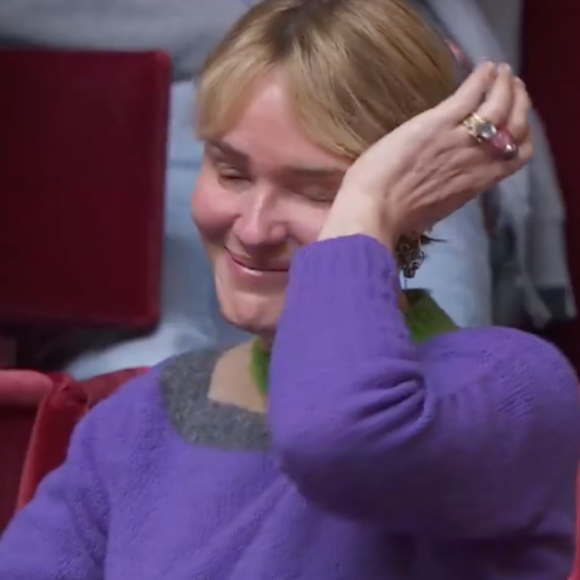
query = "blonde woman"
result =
(1, 0, 578, 578)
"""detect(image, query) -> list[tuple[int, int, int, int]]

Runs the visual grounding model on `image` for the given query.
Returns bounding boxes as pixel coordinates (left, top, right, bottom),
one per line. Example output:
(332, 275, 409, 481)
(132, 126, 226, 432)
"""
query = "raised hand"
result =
(320, 61, 532, 251)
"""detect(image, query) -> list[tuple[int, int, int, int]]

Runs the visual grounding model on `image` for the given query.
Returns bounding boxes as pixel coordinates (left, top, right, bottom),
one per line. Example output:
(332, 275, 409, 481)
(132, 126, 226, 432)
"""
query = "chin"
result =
(217, 290, 282, 337)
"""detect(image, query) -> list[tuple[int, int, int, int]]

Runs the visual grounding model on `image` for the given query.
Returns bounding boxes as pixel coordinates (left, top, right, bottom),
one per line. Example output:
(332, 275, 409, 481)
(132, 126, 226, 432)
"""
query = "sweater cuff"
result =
(294, 235, 398, 280)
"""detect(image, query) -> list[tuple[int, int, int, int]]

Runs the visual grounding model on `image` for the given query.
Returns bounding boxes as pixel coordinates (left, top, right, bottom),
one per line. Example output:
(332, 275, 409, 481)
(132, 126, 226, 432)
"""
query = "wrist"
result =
(319, 198, 398, 253)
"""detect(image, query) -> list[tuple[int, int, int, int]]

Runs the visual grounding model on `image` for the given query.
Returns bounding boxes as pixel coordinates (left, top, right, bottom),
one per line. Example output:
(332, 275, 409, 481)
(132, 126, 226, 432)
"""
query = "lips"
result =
(226, 248, 290, 273)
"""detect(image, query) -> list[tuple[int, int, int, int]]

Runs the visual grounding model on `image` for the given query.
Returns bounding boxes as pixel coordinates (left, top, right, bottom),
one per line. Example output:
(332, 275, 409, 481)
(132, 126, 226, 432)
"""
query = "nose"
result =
(232, 185, 287, 248)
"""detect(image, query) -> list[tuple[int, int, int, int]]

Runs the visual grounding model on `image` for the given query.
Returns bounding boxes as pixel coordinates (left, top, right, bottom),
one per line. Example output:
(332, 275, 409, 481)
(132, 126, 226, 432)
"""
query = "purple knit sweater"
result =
(1, 235, 580, 579)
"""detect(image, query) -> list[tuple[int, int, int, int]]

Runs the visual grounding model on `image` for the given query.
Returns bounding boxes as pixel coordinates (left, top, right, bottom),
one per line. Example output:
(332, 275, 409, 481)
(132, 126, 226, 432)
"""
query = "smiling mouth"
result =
(226, 250, 289, 273)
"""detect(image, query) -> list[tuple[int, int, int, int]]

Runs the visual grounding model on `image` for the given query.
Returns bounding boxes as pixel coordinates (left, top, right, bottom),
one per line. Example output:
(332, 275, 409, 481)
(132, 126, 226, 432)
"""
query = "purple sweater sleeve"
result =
(0, 399, 108, 579)
(269, 235, 580, 537)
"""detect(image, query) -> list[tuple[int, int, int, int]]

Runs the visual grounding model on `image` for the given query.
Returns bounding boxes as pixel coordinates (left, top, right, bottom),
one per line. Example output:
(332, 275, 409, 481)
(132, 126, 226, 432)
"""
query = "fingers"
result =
(475, 71, 532, 164)
(437, 61, 496, 122)
(518, 138, 534, 164)
(477, 63, 514, 127)
(440, 61, 525, 135)
(450, 61, 532, 164)
(505, 77, 531, 142)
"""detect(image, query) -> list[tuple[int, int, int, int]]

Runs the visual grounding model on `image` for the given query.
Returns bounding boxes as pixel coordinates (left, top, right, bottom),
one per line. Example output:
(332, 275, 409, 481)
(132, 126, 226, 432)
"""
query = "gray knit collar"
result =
(160, 349, 270, 451)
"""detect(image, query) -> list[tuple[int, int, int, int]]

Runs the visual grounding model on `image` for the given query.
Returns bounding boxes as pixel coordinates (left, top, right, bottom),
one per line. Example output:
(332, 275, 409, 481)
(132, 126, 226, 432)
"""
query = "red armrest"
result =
(0, 367, 148, 535)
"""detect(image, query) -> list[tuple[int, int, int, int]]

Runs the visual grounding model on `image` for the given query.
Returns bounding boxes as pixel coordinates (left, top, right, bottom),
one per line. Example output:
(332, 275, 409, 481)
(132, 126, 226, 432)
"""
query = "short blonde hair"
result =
(197, 0, 458, 160)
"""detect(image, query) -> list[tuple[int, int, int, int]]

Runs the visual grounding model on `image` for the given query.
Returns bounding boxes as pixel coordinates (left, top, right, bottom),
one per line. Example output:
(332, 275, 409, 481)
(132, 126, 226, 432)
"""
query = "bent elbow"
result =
(269, 404, 428, 521)
(272, 427, 368, 517)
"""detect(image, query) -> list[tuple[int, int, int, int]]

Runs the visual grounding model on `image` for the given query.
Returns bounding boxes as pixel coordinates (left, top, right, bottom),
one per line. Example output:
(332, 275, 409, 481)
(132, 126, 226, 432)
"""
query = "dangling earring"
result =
(396, 235, 425, 280)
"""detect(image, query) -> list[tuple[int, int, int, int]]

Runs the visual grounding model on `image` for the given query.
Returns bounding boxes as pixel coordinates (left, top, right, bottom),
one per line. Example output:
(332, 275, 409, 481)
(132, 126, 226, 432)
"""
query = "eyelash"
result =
(214, 162, 333, 203)
(299, 186, 335, 204)
(216, 164, 249, 185)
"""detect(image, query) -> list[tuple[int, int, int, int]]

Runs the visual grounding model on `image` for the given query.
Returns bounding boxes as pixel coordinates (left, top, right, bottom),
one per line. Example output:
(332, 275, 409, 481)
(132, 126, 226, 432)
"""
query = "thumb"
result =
(437, 61, 497, 124)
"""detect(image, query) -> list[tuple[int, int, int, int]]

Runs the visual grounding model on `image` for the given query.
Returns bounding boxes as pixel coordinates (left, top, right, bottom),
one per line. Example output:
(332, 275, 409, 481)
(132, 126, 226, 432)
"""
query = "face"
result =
(192, 74, 350, 337)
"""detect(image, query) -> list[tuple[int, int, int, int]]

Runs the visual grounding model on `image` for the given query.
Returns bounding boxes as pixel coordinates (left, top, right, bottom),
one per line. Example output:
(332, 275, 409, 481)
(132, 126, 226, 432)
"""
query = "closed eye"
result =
(295, 184, 336, 204)
(216, 164, 251, 187)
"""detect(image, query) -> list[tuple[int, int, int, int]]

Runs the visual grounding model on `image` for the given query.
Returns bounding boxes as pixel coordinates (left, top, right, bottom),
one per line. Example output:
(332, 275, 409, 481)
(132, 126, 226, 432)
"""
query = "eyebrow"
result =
(208, 139, 345, 179)
(207, 140, 249, 164)
(288, 167, 345, 180)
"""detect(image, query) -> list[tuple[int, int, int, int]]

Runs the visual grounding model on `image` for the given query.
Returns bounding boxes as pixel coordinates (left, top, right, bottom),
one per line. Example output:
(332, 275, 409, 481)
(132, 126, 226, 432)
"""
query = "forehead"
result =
(220, 75, 348, 173)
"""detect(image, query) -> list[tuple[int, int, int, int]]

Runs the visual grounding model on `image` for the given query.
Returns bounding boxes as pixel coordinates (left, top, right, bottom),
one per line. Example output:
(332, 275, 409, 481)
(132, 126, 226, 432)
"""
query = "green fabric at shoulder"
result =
(251, 339, 271, 397)
(404, 289, 458, 343)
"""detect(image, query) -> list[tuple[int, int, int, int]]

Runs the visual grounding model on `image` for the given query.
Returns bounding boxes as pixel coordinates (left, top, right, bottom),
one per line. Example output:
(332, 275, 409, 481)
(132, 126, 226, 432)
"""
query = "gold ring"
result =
(463, 113, 497, 143)
(463, 113, 519, 160)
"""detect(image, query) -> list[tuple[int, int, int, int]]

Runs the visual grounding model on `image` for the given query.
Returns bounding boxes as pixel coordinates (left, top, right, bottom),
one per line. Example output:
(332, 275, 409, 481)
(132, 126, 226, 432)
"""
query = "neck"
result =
(209, 341, 266, 413)
(211, 287, 455, 410)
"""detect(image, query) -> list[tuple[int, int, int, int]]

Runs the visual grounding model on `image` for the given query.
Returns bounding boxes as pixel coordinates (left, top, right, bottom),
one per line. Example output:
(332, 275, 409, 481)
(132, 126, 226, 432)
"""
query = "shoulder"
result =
(76, 348, 222, 466)
(422, 325, 580, 433)
(422, 325, 579, 393)
(423, 326, 577, 383)
(75, 365, 167, 471)
(423, 327, 580, 498)
(86, 348, 222, 433)
(426, 326, 577, 372)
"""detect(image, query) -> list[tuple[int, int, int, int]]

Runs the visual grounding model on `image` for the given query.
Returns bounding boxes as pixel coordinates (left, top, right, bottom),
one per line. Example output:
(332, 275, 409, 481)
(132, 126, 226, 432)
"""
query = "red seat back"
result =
(0, 49, 170, 328)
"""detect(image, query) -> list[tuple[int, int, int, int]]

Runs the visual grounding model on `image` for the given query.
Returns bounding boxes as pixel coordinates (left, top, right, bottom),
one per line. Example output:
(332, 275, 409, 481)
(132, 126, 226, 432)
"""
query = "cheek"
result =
(191, 166, 236, 241)
(285, 202, 330, 247)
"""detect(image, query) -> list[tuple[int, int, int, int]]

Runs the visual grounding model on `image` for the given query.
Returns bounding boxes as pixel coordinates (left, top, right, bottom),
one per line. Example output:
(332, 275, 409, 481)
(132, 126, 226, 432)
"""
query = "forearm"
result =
(270, 235, 436, 525)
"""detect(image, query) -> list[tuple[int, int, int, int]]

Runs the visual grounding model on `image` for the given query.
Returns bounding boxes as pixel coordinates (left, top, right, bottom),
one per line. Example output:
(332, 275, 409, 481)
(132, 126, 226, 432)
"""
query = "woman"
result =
(1, 0, 579, 578)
